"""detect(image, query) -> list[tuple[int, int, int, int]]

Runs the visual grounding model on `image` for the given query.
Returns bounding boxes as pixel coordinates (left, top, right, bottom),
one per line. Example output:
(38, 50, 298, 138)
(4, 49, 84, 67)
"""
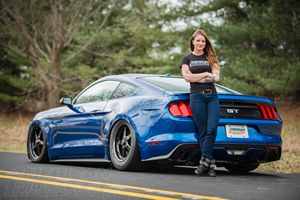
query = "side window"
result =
(110, 82, 137, 99)
(75, 81, 119, 104)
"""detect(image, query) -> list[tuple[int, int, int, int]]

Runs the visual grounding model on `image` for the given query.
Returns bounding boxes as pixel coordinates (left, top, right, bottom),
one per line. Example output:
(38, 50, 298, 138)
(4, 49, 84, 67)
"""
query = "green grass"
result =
(0, 102, 299, 173)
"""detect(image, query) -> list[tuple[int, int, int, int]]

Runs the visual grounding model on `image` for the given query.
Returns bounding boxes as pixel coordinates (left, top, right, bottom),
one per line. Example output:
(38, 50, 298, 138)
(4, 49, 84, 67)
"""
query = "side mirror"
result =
(59, 97, 73, 107)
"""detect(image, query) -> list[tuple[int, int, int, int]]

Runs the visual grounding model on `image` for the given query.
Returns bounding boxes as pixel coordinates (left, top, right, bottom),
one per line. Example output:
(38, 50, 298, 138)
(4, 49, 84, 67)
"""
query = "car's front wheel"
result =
(109, 120, 140, 171)
(224, 163, 260, 173)
(27, 125, 49, 163)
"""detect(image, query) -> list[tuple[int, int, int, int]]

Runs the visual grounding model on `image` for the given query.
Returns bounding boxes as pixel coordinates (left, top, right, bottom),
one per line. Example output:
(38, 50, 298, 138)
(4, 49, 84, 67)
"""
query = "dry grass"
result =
(0, 102, 299, 173)
(0, 112, 32, 153)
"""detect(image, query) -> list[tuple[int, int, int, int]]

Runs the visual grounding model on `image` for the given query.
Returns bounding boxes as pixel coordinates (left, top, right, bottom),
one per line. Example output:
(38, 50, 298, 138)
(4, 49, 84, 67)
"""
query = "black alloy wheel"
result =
(115, 125, 132, 161)
(109, 120, 140, 171)
(27, 126, 49, 163)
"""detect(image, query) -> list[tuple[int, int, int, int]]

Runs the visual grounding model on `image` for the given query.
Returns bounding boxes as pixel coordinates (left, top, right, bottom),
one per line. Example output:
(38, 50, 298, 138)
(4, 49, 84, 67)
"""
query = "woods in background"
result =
(1, 0, 299, 112)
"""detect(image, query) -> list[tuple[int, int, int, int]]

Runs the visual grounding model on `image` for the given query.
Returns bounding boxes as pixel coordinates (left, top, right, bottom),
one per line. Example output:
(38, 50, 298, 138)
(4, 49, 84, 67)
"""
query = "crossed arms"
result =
(181, 64, 220, 83)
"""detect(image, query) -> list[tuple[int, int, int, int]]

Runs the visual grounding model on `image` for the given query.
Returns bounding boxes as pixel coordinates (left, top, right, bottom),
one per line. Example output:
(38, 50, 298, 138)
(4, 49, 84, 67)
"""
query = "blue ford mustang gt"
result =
(27, 74, 282, 172)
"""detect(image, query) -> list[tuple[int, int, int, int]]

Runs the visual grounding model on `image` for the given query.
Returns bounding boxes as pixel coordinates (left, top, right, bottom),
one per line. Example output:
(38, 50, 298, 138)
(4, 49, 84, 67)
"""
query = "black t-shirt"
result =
(181, 53, 216, 94)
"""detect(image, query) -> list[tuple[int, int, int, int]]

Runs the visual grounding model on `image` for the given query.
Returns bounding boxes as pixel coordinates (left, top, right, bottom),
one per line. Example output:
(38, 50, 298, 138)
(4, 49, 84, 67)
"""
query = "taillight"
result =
(169, 101, 192, 117)
(257, 104, 278, 120)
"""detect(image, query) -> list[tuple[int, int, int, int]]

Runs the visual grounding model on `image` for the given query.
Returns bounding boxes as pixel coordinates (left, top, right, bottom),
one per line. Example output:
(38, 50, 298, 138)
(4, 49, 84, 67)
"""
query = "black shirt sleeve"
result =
(180, 55, 190, 68)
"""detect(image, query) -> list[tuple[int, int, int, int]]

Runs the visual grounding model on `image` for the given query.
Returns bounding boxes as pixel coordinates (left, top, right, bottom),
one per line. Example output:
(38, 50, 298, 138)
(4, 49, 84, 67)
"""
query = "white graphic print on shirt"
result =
(189, 60, 209, 67)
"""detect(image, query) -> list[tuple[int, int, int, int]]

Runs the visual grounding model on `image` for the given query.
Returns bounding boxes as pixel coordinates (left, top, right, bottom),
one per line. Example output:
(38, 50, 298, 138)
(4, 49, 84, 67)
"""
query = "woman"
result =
(181, 29, 220, 177)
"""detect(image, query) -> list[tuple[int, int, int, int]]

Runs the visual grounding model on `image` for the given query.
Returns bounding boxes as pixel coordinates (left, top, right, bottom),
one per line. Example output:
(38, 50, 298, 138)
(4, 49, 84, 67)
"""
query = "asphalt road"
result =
(0, 152, 299, 200)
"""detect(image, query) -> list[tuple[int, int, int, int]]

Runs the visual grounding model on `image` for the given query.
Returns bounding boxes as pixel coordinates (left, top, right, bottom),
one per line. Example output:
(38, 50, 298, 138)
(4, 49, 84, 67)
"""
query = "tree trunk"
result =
(46, 84, 59, 108)
(44, 0, 63, 109)
(45, 76, 60, 108)
(46, 51, 61, 108)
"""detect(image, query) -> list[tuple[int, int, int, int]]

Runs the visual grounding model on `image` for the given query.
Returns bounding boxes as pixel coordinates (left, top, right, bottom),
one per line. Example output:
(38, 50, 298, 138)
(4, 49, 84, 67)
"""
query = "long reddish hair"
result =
(189, 29, 219, 70)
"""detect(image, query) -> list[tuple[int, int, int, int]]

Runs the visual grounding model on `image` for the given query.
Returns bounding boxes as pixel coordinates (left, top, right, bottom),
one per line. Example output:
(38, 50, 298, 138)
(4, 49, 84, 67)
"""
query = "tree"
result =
(155, 0, 300, 98)
(0, 46, 28, 111)
(185, 0, 300, 97)
(1, 0, 185, 111)
(85, 0, 182, 76)
(1, 0, 115, 108)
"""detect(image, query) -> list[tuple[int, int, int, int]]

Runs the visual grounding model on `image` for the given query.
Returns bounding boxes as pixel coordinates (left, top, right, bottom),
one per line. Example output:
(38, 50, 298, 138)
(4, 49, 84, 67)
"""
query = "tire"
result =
(109, 120, 140, 171)
(27, 125, 49, 163)
(224, 163, 260, 173)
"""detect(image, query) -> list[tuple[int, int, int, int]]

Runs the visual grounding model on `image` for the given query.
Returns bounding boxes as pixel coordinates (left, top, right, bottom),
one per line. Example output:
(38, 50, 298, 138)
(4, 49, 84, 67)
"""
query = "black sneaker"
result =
(194, 164, 208, 176)
(207, 168, 216, 177)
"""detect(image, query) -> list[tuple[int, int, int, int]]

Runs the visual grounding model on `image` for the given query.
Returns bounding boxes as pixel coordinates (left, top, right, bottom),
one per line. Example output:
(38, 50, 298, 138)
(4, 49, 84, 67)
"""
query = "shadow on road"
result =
(140, 164, 281, 178)
(46, 161, 281, 178)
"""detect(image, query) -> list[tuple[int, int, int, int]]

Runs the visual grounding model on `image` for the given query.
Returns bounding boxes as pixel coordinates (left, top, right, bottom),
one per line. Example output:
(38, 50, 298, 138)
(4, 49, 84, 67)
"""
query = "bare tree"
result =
(1, 0, 115, 108)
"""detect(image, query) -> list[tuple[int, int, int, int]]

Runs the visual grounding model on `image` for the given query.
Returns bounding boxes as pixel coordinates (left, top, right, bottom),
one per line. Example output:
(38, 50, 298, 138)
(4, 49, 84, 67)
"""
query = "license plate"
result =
(225, 125, 249, 138)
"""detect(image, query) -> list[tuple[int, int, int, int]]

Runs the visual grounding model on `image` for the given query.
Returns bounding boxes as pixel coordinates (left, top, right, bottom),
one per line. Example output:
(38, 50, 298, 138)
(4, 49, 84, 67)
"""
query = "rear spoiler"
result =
(163, 91, 189, 98)
(164, 91, 275, 105)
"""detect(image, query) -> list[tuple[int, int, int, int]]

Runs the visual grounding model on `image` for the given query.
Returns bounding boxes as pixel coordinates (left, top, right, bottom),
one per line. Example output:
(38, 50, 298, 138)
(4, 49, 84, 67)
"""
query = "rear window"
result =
(140, 76, 240, 94)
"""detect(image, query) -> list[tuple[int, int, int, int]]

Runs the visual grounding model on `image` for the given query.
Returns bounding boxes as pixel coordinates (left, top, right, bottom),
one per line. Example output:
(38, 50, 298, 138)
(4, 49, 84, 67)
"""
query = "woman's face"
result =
(193, 34, 206, 52)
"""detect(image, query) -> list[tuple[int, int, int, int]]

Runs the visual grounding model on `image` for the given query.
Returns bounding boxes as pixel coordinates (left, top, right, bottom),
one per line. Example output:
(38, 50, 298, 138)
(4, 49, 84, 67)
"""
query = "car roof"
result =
(95, 74, 172, 96)
(101, 73, 180, 80)
(95, 74, 241, 95)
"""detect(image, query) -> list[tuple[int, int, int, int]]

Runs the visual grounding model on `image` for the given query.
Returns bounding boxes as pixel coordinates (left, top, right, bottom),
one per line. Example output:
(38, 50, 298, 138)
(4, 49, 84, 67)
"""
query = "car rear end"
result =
(213, 94, 282, 165)
(138, 75, 282, 168)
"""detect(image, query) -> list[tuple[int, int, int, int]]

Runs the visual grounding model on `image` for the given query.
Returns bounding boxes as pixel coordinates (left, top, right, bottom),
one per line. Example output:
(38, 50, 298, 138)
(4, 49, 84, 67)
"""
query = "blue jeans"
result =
(190, 93, 220, 160)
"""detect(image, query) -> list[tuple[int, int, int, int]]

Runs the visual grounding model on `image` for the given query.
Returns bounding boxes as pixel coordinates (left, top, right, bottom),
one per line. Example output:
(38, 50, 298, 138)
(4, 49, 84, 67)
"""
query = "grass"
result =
(0, 112, 31, 153)
(0, 102, 299, 173)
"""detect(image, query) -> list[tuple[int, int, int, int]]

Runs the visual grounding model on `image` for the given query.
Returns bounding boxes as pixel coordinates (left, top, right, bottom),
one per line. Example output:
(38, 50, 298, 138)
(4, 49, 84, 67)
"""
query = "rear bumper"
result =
(213, 144, 281, 164)
(141, 129, 282, 161)
(142, 143, 281, 165)
(140, 115, 282, 163)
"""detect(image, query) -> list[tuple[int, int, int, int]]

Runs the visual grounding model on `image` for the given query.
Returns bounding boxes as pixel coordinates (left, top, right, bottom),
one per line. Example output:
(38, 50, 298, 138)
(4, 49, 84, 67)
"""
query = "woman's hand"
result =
(211, 68, 220, 82)
(199, 73, 214, 83)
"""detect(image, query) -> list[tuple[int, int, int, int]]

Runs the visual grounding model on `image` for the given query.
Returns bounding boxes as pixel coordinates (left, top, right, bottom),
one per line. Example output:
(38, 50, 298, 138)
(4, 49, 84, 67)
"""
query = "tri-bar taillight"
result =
(169, 102, 192, 117)
(169, 101, 279, 120)
(257, 104, 279, 120)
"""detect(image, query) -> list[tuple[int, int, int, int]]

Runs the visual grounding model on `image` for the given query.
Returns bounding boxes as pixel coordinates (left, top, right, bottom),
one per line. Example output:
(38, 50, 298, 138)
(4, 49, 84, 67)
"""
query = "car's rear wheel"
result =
(109, 120, 140, 171)
(27, 125, 49, 163)
(224, 163, 260, 173)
